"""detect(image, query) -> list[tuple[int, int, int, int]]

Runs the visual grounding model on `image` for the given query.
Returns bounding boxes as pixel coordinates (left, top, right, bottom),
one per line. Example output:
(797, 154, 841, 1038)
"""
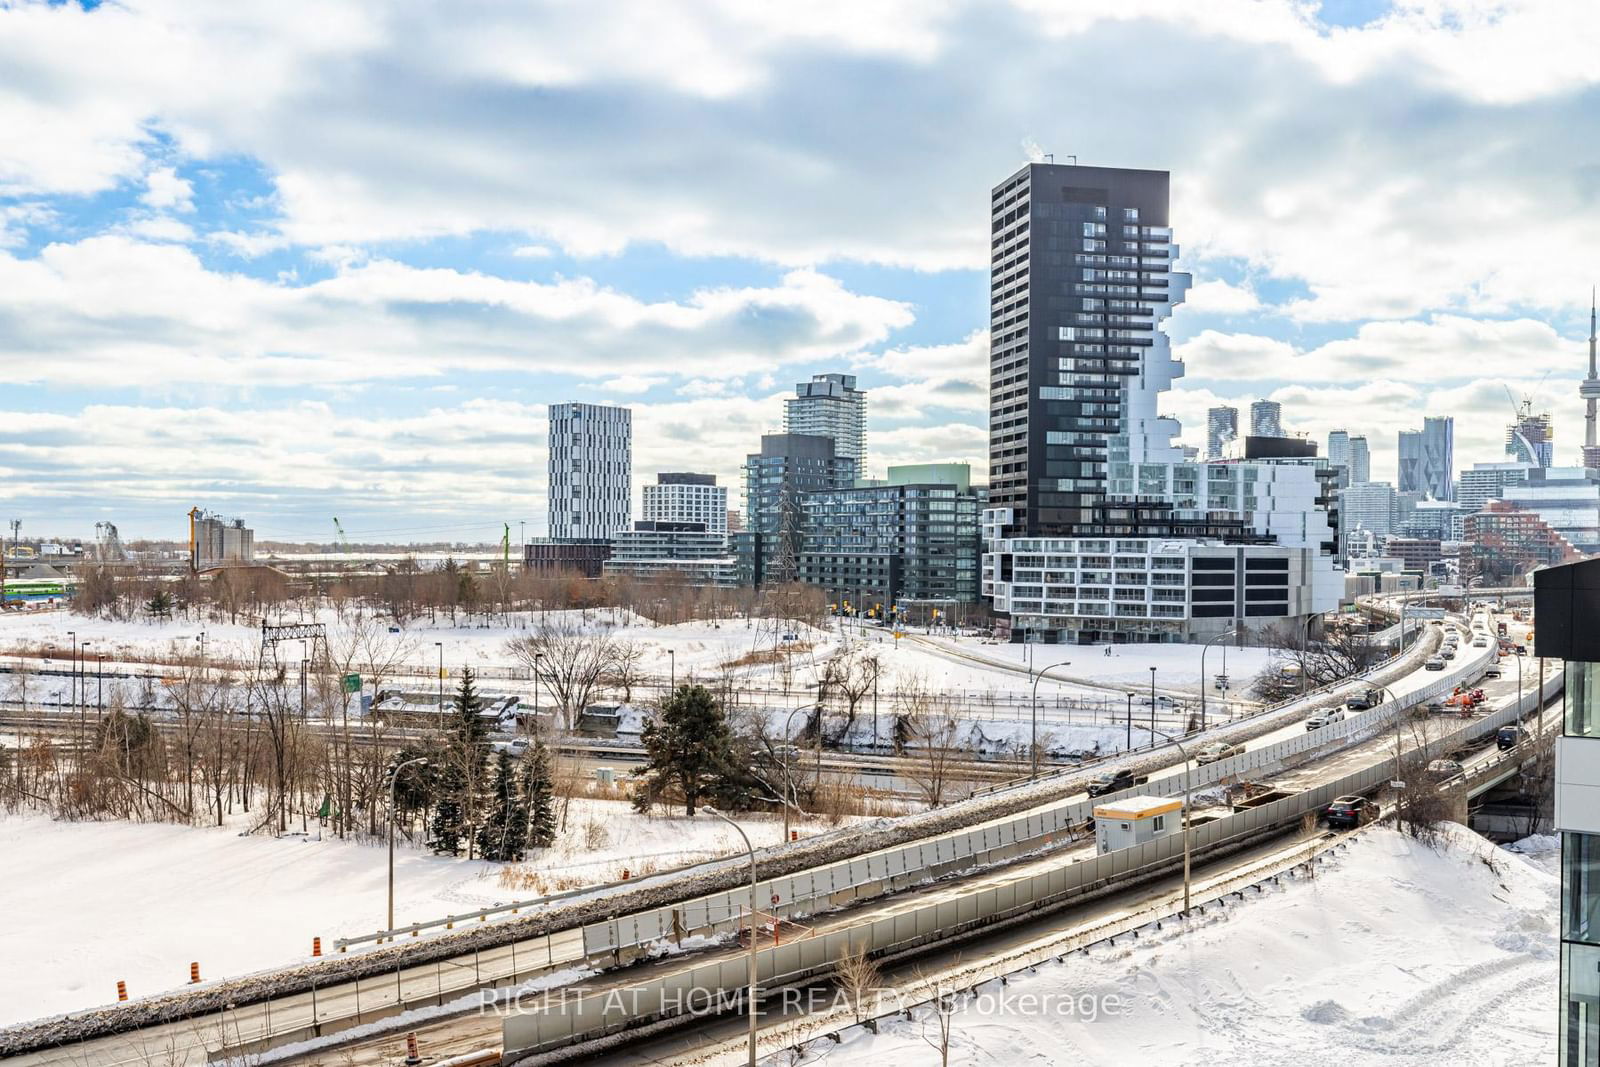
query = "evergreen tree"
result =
(475, 751, 529, 861)
(428, 668, 490, 856)
(145, 589, 173, 620)
(524, 740, 557, 848)
(635, 684, 738, 815)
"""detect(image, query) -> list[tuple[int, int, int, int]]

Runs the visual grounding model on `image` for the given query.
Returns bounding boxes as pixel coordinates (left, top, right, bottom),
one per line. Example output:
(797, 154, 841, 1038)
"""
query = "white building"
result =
(1341, 481, 1398, 541)
(1499, 467, 1600, 553)
(785, 373, 866, 472)
(1458, 461, 1533, 514)
(642, 473, 727, 535)
(1349, 435, 1372, 484)
(547, 402, 632, 540)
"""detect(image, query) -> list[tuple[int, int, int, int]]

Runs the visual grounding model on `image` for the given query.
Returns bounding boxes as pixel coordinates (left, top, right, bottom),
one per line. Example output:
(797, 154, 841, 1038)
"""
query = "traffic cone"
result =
(312, 937, 322, 957)
(189, 962, 200, 984)
(116, 980, 128, 1002)
(404, 1031, 422, 1065)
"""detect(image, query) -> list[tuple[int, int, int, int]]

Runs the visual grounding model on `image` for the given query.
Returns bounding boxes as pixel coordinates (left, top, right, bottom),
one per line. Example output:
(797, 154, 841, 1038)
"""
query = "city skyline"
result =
(5, 2, 1600, 541)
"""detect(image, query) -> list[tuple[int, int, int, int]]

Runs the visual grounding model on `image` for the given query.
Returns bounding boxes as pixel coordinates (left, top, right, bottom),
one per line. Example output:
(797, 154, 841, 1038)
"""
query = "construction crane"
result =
(333, 517, 351, 555)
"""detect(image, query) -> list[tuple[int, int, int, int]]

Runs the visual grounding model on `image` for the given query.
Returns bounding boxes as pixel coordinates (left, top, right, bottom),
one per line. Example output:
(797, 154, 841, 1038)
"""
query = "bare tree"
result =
(835, 941, 881, 1023)
(605, 639, 649, 703)
(896, 674, 966, 806)
(505, 620, 617, 731)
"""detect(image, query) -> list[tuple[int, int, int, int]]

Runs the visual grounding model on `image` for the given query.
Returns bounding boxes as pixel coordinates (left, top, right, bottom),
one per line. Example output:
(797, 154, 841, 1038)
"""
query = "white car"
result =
(1196, 741, 1244, 764)
(1306, 708, 1347, 730)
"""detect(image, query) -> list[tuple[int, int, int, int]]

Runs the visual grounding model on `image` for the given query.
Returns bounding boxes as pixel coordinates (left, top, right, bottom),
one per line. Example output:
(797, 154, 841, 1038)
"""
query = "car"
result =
(1425, 657, 1446, 671)
(1086, 768, 1148, 797)
(1497, 725, 1525, 750)
(490, 738, 530, 757)
(1324, 795, 1378, 829)
(1346, 687, 1383, 711)
(1195, 741, 1244, 764)
(1442, 647, 1457, 660)
(1472, 637, 1488, 648)
(1484, 666, 1502, 679)
(1306, 707, 1347, 730)
(1427, 758, 1464, 778)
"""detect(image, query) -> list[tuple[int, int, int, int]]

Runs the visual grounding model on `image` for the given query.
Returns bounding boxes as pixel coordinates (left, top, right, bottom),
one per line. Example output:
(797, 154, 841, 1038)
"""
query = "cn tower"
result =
(1585, 289, 1600, 469)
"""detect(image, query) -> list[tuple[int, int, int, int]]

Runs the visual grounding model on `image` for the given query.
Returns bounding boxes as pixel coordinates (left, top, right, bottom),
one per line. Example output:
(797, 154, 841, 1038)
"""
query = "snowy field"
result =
(797, 825, 1557, 1067)
(0, 607, 1280, 711)
(0, 799, 840, 1027)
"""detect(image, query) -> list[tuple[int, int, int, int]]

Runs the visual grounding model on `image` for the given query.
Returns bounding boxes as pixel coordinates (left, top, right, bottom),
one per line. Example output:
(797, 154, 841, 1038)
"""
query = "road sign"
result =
(1409, 607, 1446, 620)
(341, 673, 361, 693)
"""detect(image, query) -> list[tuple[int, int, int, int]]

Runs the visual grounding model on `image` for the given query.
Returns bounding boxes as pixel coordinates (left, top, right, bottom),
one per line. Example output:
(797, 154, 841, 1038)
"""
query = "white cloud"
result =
(0, 238, 914, 388)
(140, 165, 194, 212)
(1179, 278, 1262, 316)
(595, 375, 665, 394)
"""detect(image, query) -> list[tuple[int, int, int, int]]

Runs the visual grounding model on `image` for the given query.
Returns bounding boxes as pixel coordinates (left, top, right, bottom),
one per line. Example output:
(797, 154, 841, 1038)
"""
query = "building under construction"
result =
(189, 509, 255, 571)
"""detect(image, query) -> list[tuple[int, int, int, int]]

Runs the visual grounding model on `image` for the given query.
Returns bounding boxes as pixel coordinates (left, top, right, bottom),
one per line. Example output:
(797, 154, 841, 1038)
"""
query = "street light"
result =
(66, 629, 76, 712)
(1125, 692, 1133, 751)
(96, 654, 104, 712)
(1149, 666, 1158, 737)
(1029, 661, 1073, 779)
(702, 806, 759, 1067)
(1199, 629, 1237, 731)
(1143, 727, 1195, 914)
(435, 642, 444, 726)
(388, 756, 429, 932)
(668, 649, 676, 693)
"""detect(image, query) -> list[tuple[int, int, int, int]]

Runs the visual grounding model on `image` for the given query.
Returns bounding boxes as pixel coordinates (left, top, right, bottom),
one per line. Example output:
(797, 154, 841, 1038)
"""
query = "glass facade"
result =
(1572, 661, 1600, 739)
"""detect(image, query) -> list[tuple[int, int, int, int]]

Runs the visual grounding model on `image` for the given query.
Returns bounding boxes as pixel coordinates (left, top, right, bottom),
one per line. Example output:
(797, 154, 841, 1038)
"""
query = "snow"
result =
(0, 798, 835, 1027)
(786, 825, 1557, 1066)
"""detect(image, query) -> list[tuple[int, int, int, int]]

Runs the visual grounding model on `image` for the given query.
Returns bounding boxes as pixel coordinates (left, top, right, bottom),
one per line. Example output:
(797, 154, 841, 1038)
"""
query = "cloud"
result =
(595, 375, 665, 394)
(1179, 278, 1262, 316)
(140, 165, 194, 213)
(0, 238, 914, 388)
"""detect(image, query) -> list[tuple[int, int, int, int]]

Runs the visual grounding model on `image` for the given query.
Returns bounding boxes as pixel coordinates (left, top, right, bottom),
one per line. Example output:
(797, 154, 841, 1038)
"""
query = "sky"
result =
(4, 0, 1600, 544)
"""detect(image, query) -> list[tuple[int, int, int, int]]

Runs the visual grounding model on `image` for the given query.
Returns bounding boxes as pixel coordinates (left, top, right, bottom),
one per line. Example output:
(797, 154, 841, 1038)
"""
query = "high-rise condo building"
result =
(1327, 430, 1351, 470)
(982, 161, 1339, 643)
(1349, 435, 1372, 484)
(547, 402, 632, 540)
(1206, 406, 1238, 460)
(642, 473, 728, 536)
(1250, 400, 1285, 438)
(785, 373, 866, 472)
(1397, 416, 1454, 501)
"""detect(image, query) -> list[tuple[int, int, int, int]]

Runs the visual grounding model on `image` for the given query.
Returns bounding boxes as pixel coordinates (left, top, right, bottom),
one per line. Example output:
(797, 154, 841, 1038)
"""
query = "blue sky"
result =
(3, 0, 1600, 542)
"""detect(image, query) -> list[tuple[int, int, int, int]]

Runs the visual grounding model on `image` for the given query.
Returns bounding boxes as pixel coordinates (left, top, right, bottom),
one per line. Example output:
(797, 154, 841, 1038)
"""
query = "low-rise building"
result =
(603, 521, 735, 586)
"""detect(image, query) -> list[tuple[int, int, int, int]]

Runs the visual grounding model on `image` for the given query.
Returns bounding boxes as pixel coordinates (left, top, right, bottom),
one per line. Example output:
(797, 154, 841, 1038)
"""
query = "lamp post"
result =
(66, 630, 76, 714)
(78, 641, 90, 738)
(1029, 661, 1073, 779)
(668, 649, 676, 693)
(1149, 666, 1157, 736)
(197, 630, 207, 671)
(1199, 629, 1237, 731)
(1125, 692, 1133, 751)
(702, 806, 759, 1066)
(533, 651, 545, 723)
(1299, 615, 1315, 696)
(96, 654, 104, 713)
(388, 757, 429, 932)
(1145, 727, 1195, 914)
(435, 642, 444, 727)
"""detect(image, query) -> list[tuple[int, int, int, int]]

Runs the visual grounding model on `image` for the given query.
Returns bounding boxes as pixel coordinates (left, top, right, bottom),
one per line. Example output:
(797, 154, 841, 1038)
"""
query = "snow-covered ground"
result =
(0, 798, 836, 1027)
(793, 825, 1557, 1066)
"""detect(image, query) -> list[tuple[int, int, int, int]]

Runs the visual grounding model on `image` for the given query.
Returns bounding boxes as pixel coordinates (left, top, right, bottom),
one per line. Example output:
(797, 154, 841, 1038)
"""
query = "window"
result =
(1564, 832, 1600, 945)
(1151, 814, 1165, 832)
(1571, 661, 1600, 739)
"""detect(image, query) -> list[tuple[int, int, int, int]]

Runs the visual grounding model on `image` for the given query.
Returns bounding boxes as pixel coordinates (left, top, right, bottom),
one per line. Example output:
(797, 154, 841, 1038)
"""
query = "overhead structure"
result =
(1583, 288, 1600, 469)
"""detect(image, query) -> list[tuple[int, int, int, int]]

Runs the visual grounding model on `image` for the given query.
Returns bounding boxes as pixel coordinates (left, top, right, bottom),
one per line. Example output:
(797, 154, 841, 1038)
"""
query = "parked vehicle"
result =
(1086, 768, 1149, 797)
(1497, 725, 1524, 750)
(1425, 657, 1446, 670)
(1324, 795, 1378, 829)
(1306, 707, 1347, 730)
(1427, 758, 1465, 778)
(1484, 666, 1502, 679)
(1196, 740, 1244, 765)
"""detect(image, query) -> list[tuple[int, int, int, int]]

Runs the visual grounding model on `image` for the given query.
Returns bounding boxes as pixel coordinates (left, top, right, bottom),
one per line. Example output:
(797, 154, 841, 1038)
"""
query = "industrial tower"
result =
(1584, 289, 1600, 469)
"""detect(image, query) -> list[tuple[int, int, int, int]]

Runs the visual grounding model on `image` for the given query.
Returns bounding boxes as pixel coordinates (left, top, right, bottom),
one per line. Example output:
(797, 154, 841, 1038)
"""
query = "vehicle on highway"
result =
(1324, 795, 1378, 829)
(1306, 707, 1347, 730)
(1425, 657, 1446, 670)
(1195, 740, 1244, 764)
(1086, 768, 1149, 797)
(1484, 666, 1502, 678)
(490, 738, 530, 757)
(1346, 687, 1384, 711)
(1497, 725, 1525, 750)
(1472, 637, 1488, 648)
(1427, 758, 1465, 778)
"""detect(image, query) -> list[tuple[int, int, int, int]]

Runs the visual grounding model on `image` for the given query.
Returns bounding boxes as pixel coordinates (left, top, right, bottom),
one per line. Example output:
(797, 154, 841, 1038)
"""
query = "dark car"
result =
(1086, 768, 1148, 797)
(1346, 687, 1383, 711)
(1497, 725, 1524, 751)
(1324, 795, 1377, 829)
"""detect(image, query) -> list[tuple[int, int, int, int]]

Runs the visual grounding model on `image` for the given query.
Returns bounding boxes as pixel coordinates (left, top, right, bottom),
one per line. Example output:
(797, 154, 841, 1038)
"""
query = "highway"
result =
(0, 612, 1505, 1067)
